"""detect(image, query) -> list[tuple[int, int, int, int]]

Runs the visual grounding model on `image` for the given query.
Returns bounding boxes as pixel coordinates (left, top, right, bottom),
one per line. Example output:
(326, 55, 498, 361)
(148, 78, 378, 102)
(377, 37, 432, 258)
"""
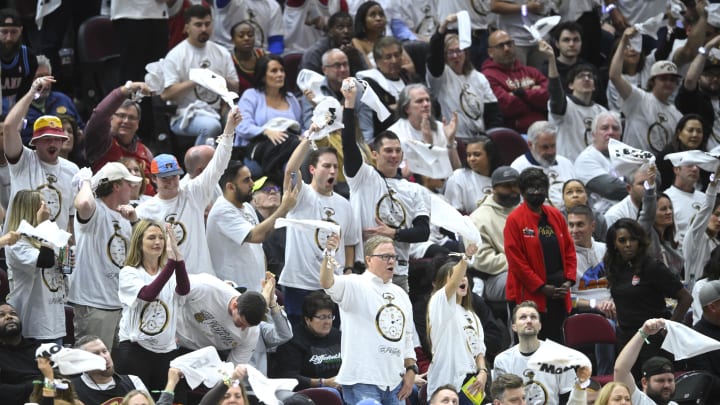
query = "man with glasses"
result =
(609, 28, 682, 153)
(300, 48, 374, 143)
(482, 30, 549, 134)
(357, 36, 419, 134)
(207, 161, 298, 292)
(320, 234, 417, 405)
(84, 81, 154, 195)
(541, 39, 607, 162)
(0, 8, 36, 113)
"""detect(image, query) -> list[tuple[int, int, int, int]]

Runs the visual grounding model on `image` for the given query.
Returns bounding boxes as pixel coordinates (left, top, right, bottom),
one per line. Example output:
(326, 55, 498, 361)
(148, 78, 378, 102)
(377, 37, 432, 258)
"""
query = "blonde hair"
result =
(124, 219, 167, 267)
(7, 190, 44, 249)
(595, 382, 632, 405)
(121, 390, 156, 405)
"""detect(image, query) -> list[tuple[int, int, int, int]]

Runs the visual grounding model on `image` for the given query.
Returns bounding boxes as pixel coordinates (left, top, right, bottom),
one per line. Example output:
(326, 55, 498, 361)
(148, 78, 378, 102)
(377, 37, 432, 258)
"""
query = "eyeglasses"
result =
(446, 49, 464, 57)
(489, 40, 515, 50)
(113, 113, 139, 122)
(324, 61, 349, 69)
(371, 254, 399, 262)
(312, 314, 336, 321)
(257, 185, 280, 194)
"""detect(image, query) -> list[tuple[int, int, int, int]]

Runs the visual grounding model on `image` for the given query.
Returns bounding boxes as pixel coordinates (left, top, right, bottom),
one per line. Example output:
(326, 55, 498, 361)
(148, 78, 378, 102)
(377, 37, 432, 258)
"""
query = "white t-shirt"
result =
(176, 273, 260, 365)
(620, 87, 682, 153)
(553, 0, 595, 21)
(346, 163, 430, 276)
(436, 0, 492, 30)
(325, 271, 415, 388)
(444, 169, 492, 213)
(616, 0, 667, 25)
(550, 97, 608, 162)
(663, 185, 705, 248)
(69, 200, 132, 309)
(604, 196, 639, 229)
(6, 238, 65, 340)
(206, 198, 265, 292)
(427, 67, 497, 137)
(427, 288, 485, 396)
(136, 133, 233, 276)
(574, 145, 621, 215)
(162, 39, 236, 120)
(282, 0, 325, 54)
(111, 0, 167, 19)
(493, 341, 576, 405)
(7, 147, 78, 232)
(511, 154, 576, 209)
(494, 0, 551, 47)
(279, 183, 360, 290)
(211, 0, 284, 50)
(118, 264, 180, 353)
(630, 387, 678, 405)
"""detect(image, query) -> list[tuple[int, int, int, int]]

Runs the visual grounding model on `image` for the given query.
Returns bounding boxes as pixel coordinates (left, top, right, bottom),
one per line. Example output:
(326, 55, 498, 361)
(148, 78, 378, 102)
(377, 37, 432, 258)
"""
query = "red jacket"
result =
(481, 58, 549, 133)
(503, 202, 576, 312)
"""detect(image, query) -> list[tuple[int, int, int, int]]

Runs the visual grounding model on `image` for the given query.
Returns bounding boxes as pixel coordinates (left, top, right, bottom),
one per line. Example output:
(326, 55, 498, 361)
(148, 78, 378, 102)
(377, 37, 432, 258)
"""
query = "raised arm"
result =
(541, 40, 567, 115)
(340, 78, 363, 177)
(427, 14, 455, 78)
(614, 318, 666, 394)
(684, 34, 720, 91)
(443, 244, 478, 300)
(4, 77, 54, 161)
(246, 174, 298, 243)
(319, 233, 340, 289)
(609, 28, 636, 101)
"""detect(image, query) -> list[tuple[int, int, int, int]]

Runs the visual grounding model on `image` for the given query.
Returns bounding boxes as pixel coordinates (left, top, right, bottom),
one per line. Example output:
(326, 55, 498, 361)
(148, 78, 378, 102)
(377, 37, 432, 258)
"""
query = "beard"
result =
(0, 320, 22, 339)
(234, 187, 252, 204)
(0, 41, 20, 59)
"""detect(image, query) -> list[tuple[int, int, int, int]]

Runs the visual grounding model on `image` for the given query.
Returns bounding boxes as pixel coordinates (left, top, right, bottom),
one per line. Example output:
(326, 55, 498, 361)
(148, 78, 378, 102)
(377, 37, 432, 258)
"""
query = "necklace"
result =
(234, 51, 257, 72)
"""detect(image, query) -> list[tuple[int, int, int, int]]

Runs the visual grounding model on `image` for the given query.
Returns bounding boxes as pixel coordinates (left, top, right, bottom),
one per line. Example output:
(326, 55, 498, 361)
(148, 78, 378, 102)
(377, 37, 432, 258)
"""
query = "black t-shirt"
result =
(538, 214, 563, 286)
(610, 257, 683, 331)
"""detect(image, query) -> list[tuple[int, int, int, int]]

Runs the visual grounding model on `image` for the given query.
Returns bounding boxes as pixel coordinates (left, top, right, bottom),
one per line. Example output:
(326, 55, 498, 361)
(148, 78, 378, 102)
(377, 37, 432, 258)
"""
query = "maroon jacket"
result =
(481, 58, 549, 133)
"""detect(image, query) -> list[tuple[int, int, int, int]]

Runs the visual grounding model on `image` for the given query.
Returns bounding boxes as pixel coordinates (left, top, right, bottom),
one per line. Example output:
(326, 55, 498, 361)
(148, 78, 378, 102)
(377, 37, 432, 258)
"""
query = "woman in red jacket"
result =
(504, 167, 576, 343)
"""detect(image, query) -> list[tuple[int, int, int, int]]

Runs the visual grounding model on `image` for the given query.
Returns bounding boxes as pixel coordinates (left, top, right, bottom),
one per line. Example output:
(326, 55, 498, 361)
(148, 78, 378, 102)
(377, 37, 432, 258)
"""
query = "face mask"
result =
(525, 193, 547, 207)
(495, 193, 520, 208)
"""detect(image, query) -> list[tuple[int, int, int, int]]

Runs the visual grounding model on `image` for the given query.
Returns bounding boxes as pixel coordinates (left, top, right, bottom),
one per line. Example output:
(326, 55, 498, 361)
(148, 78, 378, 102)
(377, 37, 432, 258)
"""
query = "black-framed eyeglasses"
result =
(312, 314, 336, 321)
(257, 185, 280, 194)
(489, 40, 515, 50)
(324, 61, 349, 69)
(371, 254, 399, 262)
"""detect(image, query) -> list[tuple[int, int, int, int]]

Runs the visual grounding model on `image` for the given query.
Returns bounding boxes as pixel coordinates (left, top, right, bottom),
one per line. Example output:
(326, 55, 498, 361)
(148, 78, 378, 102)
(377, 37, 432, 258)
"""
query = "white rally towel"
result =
(310, 97, 344, 140)
(18, 220, 72, 251)
(664, 150, 720, 172)
(630, 13, 664, 52)
(170, 346, 234, 389)
(296, 69, 326, 104)
(456, 10, 472, 50)
(35, 343, 106, 375)
(189, 68, 239, 108)
(246, 364, 298, 405)
(662, 320, 720, 360)
(707, 3, 720, 28)
(35, 0, 62, 30)
(527, 339, 591, 375)
(402, 139, 454, 179)
(274, 218, 341, 235)
(353, 73, 392, 121)
(608, 138, 655, 178)
(262, 117, 301, 134)
(523, 15, 561, 42)
(145, 59, 166, 94)
(430, 194, 481, 246)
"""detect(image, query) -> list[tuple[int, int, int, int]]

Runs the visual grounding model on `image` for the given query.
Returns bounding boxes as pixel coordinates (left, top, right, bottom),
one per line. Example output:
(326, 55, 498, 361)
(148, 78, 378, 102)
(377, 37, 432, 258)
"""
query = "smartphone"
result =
(290, 172, 298, 189)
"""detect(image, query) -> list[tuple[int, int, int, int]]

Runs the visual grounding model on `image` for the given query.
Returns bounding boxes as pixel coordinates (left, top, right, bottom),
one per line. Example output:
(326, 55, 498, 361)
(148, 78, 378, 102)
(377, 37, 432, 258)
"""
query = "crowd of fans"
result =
(1, 0, 720, 405)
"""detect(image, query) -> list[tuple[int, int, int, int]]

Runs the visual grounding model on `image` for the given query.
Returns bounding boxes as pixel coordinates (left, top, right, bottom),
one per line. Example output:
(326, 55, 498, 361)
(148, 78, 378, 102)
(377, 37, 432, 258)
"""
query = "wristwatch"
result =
(405, 364, 419, 375)
(699, 46, 707, 56)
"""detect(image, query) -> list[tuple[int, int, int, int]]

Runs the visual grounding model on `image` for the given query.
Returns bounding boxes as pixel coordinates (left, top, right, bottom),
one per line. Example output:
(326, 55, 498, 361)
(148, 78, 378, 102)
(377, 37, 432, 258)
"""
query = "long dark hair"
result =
(655, 193, 678, 249)
(253, 54, 288, 94)
(671, 113, 706, 151)
(604, 218, 651, 285)
(354, 1, 383, 39)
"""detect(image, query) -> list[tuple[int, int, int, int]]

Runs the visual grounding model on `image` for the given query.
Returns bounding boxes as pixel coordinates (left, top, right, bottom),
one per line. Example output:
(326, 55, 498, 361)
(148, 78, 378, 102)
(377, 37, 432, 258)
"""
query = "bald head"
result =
(487, 30, 516, 67)
(184, 145, 215, 179)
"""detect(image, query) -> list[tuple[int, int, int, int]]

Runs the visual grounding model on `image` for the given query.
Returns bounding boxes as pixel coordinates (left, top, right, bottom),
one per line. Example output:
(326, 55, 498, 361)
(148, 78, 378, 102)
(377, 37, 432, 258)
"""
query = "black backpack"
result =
(671, 370, 717, 405)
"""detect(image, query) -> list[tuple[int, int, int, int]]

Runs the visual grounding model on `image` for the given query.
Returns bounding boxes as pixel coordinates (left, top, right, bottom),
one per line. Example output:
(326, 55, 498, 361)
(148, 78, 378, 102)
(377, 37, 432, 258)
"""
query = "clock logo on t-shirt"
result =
(523, 370, 549, 405)
(41, 267, 63, 293)
(315, 207, 339, 250)
(375, 292, 405, 342)
(38, 174, 62, 221)
(164, 214, 187, 246)
(647, 113, 671, 153)
(247, 8, 266, 50)
(460, 83, 483, 121)
(107, 221, 129, 268)
(376, 188, 407, 229)
(139, 299, 169, 336)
